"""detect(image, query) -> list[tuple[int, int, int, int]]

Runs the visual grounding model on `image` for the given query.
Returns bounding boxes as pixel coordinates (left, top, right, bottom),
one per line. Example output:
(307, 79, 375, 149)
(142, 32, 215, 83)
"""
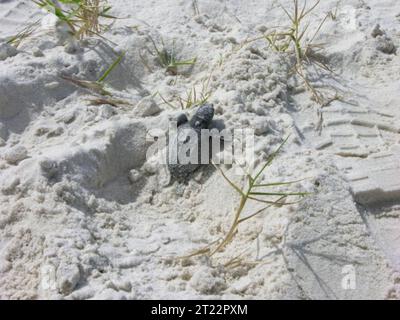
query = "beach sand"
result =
(0, 0, 399, 299)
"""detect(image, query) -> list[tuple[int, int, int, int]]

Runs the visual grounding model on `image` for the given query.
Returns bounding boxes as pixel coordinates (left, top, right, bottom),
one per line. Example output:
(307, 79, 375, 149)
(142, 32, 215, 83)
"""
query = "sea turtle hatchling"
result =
(167, 103, 215, 183)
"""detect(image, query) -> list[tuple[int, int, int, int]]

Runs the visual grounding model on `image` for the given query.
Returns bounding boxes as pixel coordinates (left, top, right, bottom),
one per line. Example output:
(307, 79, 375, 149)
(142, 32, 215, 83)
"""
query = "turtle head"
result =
(176, 113, 188, 127)
(189, 104, 214, 129)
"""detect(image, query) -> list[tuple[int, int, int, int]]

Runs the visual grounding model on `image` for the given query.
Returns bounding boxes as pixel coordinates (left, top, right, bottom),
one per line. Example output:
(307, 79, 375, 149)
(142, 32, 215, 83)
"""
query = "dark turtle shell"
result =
(167, 104, 214, 181)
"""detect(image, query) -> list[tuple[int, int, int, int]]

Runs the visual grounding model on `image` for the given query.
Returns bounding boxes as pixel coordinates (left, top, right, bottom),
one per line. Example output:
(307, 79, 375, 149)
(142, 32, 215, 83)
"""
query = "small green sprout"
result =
(148, 36, 197, 75)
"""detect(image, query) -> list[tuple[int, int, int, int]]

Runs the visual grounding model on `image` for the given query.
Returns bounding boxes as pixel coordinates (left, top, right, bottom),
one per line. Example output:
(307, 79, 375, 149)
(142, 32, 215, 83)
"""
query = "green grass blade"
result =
(97, 52, 125, 83)
(212, 161, 246, 197)
(249, 191, 310, 197)
(252, 136, 290, 184)
(253, 178, 307, 188)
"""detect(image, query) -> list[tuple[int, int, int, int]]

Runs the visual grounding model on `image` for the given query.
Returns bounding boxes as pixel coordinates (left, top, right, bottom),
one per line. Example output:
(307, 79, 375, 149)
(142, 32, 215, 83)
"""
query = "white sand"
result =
(0, 0, 399, 299)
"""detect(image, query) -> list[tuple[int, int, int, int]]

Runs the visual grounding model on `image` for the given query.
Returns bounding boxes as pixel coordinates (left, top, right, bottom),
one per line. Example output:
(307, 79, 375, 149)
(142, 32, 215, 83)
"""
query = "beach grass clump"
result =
(186, 137, 308, 259)
(32, 0, 115, 39)
(143, 36, 197, 75)
(160, 85, 211, 110)
(159, 77, 212, 110)
(158, 68, 213, 109)
(248, 0, 331, 105)
(280, 0, 330, 104)
(156, 55, 220, 109)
